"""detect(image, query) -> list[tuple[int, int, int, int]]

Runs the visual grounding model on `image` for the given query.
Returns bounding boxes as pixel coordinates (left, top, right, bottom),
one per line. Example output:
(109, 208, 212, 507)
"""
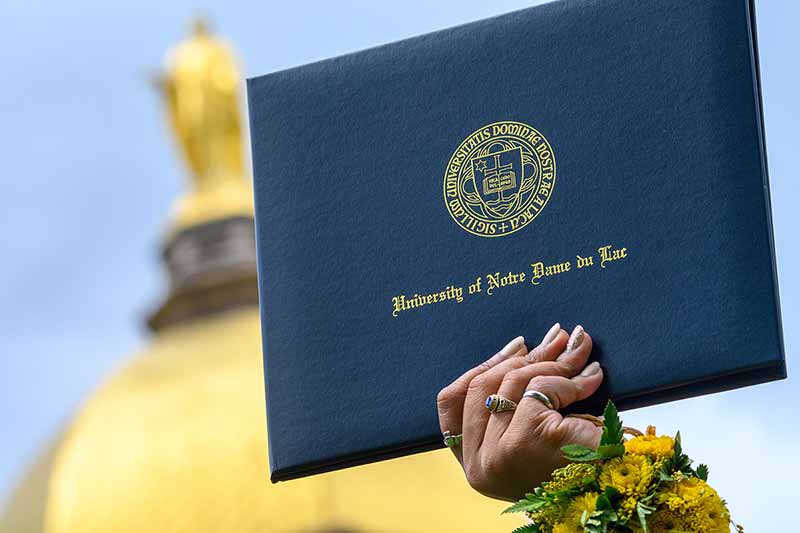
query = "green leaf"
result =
(565, 452, 603, 462)
(597, 444, 626, 459)
(502, 497, 547, 515)
(583, 523, 606, 533)
(581, 476, 598, 489)
(561, 444, 602, 462)
(662, 431, 696, 477)
(639, 491, 656, 504)
(595, 493, 611, 511)
(600, 401, 624, 446)
(510, 524, 542, 533)
(561, 444, 595, 457)
(501, 502, 534, 515)
(583, 508, 619, 533)
(603, 486, 622, 506)
(696, 464, 709, 481)
(636, 501, 656, 533)
(593, 486, 623, 515)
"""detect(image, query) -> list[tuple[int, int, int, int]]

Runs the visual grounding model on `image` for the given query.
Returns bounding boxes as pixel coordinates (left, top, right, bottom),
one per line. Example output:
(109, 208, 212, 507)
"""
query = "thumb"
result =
(558, 417, 603, 450)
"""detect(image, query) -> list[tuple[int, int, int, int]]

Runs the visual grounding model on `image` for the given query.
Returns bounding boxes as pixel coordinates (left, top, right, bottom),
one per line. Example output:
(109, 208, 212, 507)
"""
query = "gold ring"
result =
(485, 394, 517, 413)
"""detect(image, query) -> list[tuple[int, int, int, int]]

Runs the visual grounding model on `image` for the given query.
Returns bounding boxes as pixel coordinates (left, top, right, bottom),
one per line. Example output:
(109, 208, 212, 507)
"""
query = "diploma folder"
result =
(247, 0, 785, 481)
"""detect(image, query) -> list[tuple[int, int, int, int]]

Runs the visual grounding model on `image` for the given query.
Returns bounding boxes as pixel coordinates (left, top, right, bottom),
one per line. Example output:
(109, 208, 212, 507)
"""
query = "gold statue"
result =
(156, 19, 252, 230)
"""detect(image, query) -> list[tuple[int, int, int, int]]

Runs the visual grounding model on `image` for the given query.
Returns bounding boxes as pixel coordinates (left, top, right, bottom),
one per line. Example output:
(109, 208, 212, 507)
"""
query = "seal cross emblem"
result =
(443, 121, 556, 238)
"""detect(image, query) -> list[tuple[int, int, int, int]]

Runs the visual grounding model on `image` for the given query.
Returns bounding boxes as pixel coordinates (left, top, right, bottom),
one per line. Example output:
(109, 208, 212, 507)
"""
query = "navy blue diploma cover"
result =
(247, 0, 785, 481)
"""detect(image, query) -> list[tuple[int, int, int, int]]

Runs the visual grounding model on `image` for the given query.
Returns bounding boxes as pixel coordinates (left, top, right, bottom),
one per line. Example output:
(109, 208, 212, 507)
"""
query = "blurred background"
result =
(0, 0, 796, 531)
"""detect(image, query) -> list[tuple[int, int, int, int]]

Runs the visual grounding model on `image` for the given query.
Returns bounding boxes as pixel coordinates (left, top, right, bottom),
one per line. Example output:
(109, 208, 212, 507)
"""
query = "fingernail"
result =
(526, 345, 540, 363)
(499, 336, 525, 358)
(567, 325, 585, 351)
(580, 361, 601, 377)
(540, 322, 561, 346)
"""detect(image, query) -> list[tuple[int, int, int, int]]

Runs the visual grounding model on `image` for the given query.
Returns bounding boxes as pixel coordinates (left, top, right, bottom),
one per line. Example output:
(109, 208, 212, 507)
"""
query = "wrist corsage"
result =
(504, 401, 741, 533)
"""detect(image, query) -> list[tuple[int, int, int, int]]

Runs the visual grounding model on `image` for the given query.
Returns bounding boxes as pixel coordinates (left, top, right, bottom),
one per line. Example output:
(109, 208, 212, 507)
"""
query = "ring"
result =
(522, 390, 555, 410)
(485, 394, 517, 413)
(442, 431, 463, 448)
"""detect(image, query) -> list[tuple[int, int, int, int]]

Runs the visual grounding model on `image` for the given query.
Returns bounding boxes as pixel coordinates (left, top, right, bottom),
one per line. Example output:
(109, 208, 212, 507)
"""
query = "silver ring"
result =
(442, 431, 463, 448)
(485, 394, 517, 413)
(522, 390, 555, 410)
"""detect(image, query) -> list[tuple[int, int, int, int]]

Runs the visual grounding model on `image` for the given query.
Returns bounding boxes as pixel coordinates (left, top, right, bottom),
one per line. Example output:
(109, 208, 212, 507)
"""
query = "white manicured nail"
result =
(567, 325, 585, 351)
(499, 336, 525, 358)
(580, 361, 601, 377)
(540, 322, 561, 346)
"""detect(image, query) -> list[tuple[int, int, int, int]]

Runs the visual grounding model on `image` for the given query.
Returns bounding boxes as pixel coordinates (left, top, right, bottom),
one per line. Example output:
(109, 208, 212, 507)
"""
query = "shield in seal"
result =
(471, 146, 524, 218)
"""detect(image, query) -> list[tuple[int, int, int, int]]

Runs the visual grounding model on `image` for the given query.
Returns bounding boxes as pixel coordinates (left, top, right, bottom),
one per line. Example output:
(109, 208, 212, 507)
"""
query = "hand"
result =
(436, 323, 604, 502)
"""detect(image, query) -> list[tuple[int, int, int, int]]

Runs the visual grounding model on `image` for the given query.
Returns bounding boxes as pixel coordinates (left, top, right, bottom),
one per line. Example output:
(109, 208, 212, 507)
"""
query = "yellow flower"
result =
(657, 478, 730, 533)
(686, 492, 730, 532)
(599, 454, 654, 497)
(551, 523, 576, 533)
(652, 456, 670, 475)
(624, 434, 675, 459)
(544, 463, 598, 493)
(528, 503, 566, 531)
(550, 492, 598, 532)
(618, 496, 638, 521)
(657, 477, 711, 512)
(646, 509, 691, 531)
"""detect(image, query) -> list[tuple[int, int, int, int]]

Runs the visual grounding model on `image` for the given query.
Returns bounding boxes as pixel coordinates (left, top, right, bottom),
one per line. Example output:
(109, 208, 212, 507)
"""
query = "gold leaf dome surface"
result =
(44, 308, 517, 532)
(0, 438, 59, 533)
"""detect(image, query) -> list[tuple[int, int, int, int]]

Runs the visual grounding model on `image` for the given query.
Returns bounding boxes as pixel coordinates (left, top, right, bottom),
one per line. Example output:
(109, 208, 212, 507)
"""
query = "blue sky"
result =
(0, 0, 797, 528)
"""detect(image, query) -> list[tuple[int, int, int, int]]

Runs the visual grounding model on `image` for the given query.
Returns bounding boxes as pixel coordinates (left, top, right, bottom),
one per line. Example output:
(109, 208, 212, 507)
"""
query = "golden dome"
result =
(44, 308, 517, 532)
(31, 20, 521, 533)
(0, 438, 60, 533)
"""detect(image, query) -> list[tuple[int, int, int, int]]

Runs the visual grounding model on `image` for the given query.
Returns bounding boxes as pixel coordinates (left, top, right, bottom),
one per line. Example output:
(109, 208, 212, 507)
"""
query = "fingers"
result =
(525, 322, 564, 363)
(505, 360, 604, 443)
(461, 324, 568, 457)
(483, 327, 594, 443)
(437, 335, 527, 462)
(446, 324, 606, 502)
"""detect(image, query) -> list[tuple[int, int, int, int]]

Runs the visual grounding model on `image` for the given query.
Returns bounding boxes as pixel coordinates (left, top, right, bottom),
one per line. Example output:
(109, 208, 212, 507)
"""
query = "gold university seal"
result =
(443, 121, 556, 238)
